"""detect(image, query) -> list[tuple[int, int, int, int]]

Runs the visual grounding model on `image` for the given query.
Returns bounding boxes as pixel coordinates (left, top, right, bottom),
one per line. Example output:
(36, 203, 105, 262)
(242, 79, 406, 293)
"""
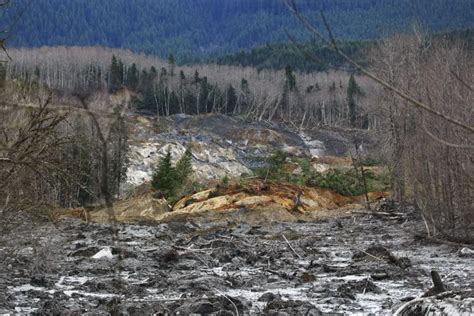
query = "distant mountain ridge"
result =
(212, 28, 474, 72)
(3, 0, 474, 62)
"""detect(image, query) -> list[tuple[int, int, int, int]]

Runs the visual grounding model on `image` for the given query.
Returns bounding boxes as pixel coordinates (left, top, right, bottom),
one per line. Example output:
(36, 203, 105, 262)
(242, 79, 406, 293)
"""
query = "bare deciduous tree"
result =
(284, 0, 473, 242)
(369, 34, 473, 242)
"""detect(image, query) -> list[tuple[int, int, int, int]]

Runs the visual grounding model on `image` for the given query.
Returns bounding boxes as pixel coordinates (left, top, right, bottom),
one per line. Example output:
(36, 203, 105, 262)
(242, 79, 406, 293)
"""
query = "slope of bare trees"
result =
(4, 46, 379, 129)
(369, 34, 473, 242)
(0, 80, 129, 234)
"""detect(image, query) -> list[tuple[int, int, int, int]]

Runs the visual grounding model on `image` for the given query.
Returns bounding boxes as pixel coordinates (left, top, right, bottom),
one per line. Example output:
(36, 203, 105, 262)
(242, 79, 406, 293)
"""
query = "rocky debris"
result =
(124, 114, 375, 190)
(173, 295, 249, 315)
(92, 247, 115, 259)
(1, 215, 472, 314)
(258, 292, 281, 302)
(264, 298, 322, 315)
(126, 140, 251, 189)
(353, 245, 412, 269)
(336, 278, 382, 299)
(458, 247, 474, 258)
(70, 246, 101, 257)
(395, 291, 474, 315)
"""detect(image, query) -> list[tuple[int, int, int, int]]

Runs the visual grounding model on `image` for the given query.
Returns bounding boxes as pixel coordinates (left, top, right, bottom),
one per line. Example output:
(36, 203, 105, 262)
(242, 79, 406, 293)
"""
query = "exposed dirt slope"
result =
(124, 114, 376, 191)
(57, 181, 387, 224)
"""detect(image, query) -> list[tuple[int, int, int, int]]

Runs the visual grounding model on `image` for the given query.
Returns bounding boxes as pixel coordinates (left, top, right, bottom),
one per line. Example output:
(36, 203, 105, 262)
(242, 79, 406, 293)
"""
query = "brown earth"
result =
(55, 181, 389, 224)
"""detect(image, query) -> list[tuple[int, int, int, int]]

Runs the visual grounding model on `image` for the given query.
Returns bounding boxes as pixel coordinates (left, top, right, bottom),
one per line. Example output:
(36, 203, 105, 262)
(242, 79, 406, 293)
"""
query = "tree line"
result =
(5, 46, 376, 130)
(212, 28, 474, 72)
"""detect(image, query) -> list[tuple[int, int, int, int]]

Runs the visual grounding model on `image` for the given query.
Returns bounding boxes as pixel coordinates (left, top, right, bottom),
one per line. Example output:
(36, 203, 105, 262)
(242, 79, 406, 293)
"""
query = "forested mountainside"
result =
(213, 40, 370, 72)
(213, 28, 474, 72)
(4, 0, 474, 61)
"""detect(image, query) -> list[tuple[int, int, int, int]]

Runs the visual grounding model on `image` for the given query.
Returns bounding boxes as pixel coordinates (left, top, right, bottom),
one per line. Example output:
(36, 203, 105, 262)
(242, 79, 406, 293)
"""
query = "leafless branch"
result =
(421, 118, 474, 149)
(450, 69, 474, 92)
(284, 0, 473, 134)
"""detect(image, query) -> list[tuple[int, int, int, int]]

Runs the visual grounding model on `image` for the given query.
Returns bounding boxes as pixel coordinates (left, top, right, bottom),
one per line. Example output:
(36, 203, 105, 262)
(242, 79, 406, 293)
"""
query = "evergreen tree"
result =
(0, 63, 5, 87)
(168, 53, 176, 77)
(241, 78, 249, 94)
(149, 66, 158, 82)
(284, 65, 296, 91)
(179, 70, 186, 82)
(175, 147, 193, 184)
(139, 69, 149, 92)
(151, 147, 194, 199)
(141, 84, 156, 114)
(240, 78, 250, 111)
(226, 84, 237, 114)
(34, 66, 41, 81)
(126, 63, 139, 91)
(184, 91, 197, 115)
(160, 67, 168, 80)
(109, 55, 123, 92)
(151, 148, 177, 197)
(194, 70, 200, 84)
(198, 76, 209, 113)
(169, 91, 180, 115)
(347, 74, 364, 127)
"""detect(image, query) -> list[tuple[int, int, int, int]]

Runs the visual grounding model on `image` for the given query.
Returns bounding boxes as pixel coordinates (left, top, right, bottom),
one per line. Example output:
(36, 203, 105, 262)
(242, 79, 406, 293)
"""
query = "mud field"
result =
(1, 212, 473, 315)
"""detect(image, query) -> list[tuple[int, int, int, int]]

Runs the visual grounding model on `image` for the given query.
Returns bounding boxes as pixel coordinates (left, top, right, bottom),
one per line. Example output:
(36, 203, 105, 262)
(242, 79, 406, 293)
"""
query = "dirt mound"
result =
(66, 181, 388, 224)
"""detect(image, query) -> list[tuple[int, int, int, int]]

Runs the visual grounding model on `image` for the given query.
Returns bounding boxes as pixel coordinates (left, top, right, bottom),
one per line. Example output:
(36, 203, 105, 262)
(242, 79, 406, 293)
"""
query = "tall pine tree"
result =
(226, 84, 237, 114)
(109, 55, 123, 93)
(347, 74, 364, 127)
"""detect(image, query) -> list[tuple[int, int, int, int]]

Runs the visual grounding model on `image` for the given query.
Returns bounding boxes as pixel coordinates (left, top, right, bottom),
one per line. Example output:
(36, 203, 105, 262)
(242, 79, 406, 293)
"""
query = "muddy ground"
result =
(1, 210, 473, 315)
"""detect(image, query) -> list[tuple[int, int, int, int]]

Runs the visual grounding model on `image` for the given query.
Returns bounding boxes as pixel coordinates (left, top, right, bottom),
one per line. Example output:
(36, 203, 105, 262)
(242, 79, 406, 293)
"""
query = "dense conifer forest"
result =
(213, 28, 474, 72)
(3, 0, 474, 61)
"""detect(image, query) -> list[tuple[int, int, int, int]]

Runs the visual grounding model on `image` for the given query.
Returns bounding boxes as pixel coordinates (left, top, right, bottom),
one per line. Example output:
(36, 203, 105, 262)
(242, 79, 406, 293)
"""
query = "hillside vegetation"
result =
(213, 28, 474, 72)
(3, 46, 379, 129)
(4, 0, 474, 61)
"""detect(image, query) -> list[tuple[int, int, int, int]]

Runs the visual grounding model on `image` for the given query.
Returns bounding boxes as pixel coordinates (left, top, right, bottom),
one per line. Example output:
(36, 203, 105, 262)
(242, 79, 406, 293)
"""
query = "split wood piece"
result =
(394, 291, 455, 315)
(282, 234, 303, 259)
(351, 210, 405, 217)
(172, 245, 222, 252)
(354, 248, 386, 263)
(413, 234, 474, 248)
(431, 270, 446, 294)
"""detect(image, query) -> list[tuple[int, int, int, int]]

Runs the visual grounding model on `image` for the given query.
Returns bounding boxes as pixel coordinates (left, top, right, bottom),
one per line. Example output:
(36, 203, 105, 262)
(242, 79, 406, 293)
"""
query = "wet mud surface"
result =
(1, 214, 473, 315)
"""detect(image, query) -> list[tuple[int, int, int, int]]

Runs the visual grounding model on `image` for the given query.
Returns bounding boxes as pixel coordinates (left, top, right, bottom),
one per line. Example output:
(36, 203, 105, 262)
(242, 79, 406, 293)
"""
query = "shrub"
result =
(308, 169, 368, 196)
(222, 175, 229, 185)
(254, 152, 389, 197)
(255, 150, 288, 180)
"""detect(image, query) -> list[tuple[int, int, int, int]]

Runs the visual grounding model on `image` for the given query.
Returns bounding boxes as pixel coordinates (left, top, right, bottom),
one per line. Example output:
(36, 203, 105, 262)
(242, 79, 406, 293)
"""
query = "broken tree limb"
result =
(351, 210, 405, 217)
(394, 291, 456, 315)
(430, 270, 446, 294)
(282, 234, 303, 259)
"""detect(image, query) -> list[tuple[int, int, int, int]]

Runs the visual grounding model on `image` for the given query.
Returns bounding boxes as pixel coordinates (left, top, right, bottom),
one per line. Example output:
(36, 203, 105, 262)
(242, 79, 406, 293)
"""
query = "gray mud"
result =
(1, 213, 472, 315)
